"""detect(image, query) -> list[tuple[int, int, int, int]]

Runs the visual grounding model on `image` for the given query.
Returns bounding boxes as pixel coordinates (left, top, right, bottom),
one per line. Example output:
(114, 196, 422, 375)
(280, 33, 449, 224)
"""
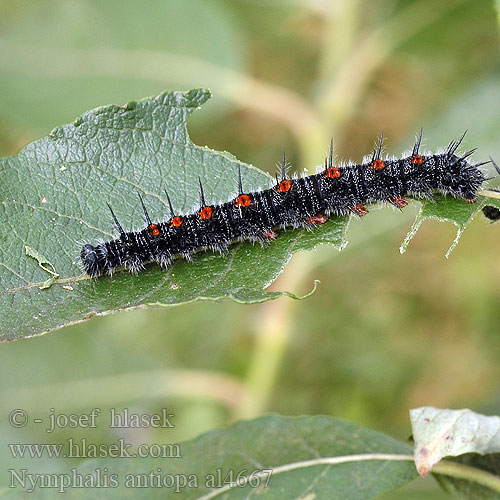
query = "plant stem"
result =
(0, 42, 320, 146)
(237, 252, 317, 419)
(432, 460, 500, 493)
(479, 189, 500, 200)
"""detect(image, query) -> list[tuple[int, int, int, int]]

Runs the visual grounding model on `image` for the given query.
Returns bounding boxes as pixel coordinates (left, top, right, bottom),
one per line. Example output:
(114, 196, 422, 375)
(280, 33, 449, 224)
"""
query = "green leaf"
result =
(0, 415, 417, 499)
(400, 195, 486, 257)
(482, 196, 500, 215)
(0, 89, 346, 341)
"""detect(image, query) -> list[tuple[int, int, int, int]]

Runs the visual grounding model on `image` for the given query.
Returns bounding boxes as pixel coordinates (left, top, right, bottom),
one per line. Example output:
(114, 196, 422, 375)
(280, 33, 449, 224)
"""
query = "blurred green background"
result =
(1, 0, 500, 497)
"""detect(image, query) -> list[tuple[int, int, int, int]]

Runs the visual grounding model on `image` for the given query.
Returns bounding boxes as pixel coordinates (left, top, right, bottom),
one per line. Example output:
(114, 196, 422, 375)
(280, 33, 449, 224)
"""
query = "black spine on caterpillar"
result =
(80, 132, 486, 277)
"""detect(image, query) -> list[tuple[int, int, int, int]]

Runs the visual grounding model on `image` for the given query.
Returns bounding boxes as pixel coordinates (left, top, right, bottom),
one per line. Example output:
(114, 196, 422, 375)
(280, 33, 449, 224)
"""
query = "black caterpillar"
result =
(81, 131, 488, 277)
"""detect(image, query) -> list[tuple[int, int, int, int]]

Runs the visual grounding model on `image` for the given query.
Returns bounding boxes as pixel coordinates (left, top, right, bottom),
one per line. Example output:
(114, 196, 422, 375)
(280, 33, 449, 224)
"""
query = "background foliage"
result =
(1, 0, 500, 497)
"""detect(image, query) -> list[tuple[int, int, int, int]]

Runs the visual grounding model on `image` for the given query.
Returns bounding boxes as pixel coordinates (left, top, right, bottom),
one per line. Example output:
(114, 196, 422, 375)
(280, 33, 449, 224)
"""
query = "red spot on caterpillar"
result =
(466, 198, 476, 204)
(148, 224, 160, 237)
(370, 159, 385, 170)
(352, 204, 369, 216)
(412, 154, 424, 165)
(170, 216, 183, 228)
(391, 196, 408, 208)
(198, 206, 213, 220)
(275, 180, 293, 193)
(234, 194, 252, 207)
(307, 215, 329, 225)
(325, 167, 341, 178)
(262, 230, 278, 240)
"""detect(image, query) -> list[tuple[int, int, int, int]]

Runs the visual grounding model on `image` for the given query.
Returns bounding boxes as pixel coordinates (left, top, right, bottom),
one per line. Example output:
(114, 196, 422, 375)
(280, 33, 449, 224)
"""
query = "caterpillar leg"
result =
(262, 230, 279, 240)
(352, 204, 369, 217)
(389, 196, 408, 209)
(306, 215, 329, 225)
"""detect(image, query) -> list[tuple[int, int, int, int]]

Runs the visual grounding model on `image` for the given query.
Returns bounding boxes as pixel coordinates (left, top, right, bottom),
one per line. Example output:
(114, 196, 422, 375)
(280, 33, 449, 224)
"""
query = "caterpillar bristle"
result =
(490, 156, 500, 176)
(137, 191, 152, 226)
(412, 128, 423, 156)
(372, 131, 384, 162)
(106, 203, 125, 236)
(447, 130, 467, 156)
(474, 160, 491, 169)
